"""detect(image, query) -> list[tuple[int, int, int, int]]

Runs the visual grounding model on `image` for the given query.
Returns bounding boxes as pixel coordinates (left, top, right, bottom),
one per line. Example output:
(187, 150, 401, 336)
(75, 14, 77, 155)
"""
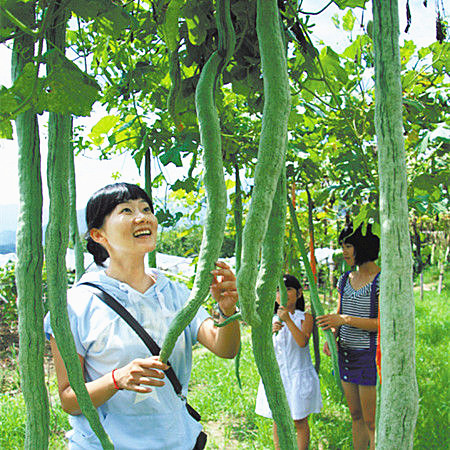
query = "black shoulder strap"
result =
(79, 282, 183, 395)
(338, 271, 351, 314)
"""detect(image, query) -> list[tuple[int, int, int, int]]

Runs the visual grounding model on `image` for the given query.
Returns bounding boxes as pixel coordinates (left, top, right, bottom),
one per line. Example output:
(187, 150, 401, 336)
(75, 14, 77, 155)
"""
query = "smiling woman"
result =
(43, 182, 240, 450)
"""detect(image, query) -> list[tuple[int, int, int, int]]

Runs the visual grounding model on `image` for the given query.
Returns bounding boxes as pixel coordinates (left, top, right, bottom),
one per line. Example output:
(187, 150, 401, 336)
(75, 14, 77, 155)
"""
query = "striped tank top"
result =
(338, 273, 379, 350)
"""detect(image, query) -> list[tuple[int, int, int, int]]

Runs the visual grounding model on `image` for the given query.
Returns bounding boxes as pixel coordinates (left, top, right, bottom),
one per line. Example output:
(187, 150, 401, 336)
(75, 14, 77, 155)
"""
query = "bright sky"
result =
(0, 0, 438, 208)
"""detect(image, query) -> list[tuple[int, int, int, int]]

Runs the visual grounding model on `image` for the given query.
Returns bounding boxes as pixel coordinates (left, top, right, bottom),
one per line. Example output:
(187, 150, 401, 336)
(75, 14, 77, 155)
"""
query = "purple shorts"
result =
(338, 346, 377, 386)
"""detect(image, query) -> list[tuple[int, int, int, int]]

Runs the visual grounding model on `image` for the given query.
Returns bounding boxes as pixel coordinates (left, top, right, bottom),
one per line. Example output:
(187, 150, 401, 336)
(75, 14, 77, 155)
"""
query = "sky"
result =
(0, 0, 440, 209)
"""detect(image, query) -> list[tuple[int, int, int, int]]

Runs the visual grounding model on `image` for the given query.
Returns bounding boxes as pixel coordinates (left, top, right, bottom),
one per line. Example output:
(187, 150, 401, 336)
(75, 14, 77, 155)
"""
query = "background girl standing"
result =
(317, 223, 380, 450)
(255, 275, 322, 450)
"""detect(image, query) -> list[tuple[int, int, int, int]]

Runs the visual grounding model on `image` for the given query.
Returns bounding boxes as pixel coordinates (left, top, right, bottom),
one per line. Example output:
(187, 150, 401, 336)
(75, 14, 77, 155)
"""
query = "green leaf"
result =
(160, 145, 183, 167)
(320, 47, 348, 84)
(90, 115, 119, 135)
(42, 51, 100, 116)
(333, 0, 368, 9)
(67, 0, 135, 36)
(342, 10, 356, 32)
(172, 177, 197, 193)
(185, 14, 207, 46)
(0, 118, 13, 139)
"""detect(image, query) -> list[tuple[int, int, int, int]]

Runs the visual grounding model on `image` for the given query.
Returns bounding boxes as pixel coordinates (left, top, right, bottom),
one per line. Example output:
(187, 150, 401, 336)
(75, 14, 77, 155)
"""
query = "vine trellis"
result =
(4, 0, 419, 448)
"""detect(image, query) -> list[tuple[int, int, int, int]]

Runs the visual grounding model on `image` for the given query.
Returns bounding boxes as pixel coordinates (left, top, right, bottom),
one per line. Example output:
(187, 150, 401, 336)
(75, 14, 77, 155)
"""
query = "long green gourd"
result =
(68, 133, 85, 281)
(45, 8, 113, 448)
(236, 0, 291, 328)
(12, 12, 49, 447)
(287, 195, 343, 394)
(159, 0, 234, 363)
(252, 167, 297, 449)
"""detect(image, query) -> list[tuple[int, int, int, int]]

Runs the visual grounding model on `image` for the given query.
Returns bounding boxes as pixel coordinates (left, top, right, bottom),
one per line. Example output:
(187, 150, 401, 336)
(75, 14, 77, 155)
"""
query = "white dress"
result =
(255, 310, 322, 420)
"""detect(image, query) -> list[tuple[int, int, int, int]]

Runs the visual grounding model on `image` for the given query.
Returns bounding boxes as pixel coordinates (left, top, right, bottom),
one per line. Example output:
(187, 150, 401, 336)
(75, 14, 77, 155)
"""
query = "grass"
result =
(0, 267, 448, 449)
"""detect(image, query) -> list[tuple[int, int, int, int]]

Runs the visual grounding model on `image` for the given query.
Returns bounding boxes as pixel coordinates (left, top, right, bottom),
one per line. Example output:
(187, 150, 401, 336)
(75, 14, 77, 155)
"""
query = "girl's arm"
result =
(316, 313, 378, 332)
(50, 337, 168, 415)
(279, 309, 313, 348)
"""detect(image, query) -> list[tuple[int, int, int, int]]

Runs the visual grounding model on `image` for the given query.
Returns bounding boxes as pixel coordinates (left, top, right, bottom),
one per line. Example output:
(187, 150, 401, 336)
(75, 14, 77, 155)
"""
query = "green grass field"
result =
(0, 268, 448, 449)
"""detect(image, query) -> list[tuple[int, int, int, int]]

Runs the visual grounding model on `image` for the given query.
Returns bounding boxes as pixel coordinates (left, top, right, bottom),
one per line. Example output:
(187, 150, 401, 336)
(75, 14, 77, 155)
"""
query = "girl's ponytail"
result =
(86, 236, 109, 266)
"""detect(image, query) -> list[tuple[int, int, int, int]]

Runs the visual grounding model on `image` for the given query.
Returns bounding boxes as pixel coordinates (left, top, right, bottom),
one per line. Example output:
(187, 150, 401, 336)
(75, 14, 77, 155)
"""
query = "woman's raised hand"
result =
(113, 356, 169, 393)
(210, 261, 238, 316)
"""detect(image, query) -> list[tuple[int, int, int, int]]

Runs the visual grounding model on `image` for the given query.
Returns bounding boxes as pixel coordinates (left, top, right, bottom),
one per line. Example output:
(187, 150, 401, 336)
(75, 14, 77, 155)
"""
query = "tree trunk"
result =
(12, 8, 49, 446)
(68, 127, 85, 281)
(373, 1, 419, 448)
(45, 7, 112, 448)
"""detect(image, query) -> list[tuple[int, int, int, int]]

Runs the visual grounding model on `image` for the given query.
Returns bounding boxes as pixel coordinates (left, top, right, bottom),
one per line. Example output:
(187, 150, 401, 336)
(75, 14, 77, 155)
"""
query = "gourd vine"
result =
(159, 0, 235, 363)
(236, 0, 291, 328)
(287, 195, 343, 394)
(13, 4, 49, 445)
(45, 6, 113, 448)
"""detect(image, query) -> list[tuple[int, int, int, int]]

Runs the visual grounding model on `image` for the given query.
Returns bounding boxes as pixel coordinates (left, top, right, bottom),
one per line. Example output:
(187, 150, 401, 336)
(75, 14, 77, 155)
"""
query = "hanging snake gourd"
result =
(159, 0, 235, 363)
(252, 167, 297, 449)
(13, 16, 49, 447)
(45, 8, 113, 448)
(236, 0, 291, 328)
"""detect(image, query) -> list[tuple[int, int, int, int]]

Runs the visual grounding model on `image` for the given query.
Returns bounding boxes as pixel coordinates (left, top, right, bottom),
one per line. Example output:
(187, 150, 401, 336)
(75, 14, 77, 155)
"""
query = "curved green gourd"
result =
(236, 0, 291, 328)
(159, 0, 235, 363)
(13, 15, 49, 447)
(287, 195, 343, 394)
(45, 9, 113, 448)
(252, 168, 297, 449)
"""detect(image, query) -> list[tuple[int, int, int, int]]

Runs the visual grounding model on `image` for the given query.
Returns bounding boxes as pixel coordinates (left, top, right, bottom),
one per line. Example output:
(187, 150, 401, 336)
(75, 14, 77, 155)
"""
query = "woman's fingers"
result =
(119, 357, 169, 392)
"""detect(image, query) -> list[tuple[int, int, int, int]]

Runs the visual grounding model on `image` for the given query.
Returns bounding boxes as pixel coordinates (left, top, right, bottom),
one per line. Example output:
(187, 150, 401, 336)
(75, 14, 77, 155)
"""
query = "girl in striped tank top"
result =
(317, 223, 380, 450)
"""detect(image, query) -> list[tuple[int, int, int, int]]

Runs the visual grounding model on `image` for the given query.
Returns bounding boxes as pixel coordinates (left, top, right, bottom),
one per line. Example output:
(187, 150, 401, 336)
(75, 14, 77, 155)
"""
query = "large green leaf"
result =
(160, 145, 183, 167)
(67, 0, 135, 36)
(333, 0, 368, 9)
(42, 51, 100, 116)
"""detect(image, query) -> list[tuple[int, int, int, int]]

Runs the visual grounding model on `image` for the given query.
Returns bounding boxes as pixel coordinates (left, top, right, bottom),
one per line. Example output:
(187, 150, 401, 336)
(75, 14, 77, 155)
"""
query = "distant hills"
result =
(0, 204, 86, 254)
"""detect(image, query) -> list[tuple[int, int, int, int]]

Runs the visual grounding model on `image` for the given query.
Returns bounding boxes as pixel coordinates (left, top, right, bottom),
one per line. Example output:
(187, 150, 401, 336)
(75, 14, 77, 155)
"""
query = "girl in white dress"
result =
(255, 275, 322, 450)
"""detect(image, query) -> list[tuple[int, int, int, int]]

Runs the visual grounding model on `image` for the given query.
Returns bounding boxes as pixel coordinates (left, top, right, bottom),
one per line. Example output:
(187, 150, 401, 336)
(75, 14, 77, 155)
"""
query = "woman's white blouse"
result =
(44, 269, 210, 450)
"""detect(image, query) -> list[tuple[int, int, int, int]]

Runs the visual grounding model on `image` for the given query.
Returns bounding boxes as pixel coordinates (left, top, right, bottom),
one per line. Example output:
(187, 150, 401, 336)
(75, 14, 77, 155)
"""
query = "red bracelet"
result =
(111, 369, 121, 390)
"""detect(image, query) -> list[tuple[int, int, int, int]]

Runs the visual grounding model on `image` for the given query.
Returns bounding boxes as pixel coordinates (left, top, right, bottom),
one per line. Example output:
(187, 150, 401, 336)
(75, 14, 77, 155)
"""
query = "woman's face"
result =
(342, 242, 355, 266)
(91, 198, 158, 259)
(276, 286, 299, 308)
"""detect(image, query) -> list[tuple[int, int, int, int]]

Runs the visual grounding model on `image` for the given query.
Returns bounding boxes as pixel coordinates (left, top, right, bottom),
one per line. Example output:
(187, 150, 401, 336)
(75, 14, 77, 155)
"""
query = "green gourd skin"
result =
(252, 168, 297, 449)
(373, 1, 419, 447)
(45, 10, 113, 448)
(236, 0, 291, 328)
(68, 138, 85, 281)
(160, 0, 235, 361)
(287, 196, 343, 394)
(13, 22, 49, 448)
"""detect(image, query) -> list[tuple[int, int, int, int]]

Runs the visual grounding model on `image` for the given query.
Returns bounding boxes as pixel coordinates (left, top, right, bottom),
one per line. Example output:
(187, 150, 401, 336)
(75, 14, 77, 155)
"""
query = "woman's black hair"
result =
(338, 222, 379, 266)
(274, 274, 305, 313)
(85, 183, 154, 266)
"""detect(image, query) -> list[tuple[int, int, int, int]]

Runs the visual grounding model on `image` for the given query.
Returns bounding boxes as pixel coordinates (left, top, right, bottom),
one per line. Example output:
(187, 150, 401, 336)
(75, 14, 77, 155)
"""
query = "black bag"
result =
(80, 282, 206, 449)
